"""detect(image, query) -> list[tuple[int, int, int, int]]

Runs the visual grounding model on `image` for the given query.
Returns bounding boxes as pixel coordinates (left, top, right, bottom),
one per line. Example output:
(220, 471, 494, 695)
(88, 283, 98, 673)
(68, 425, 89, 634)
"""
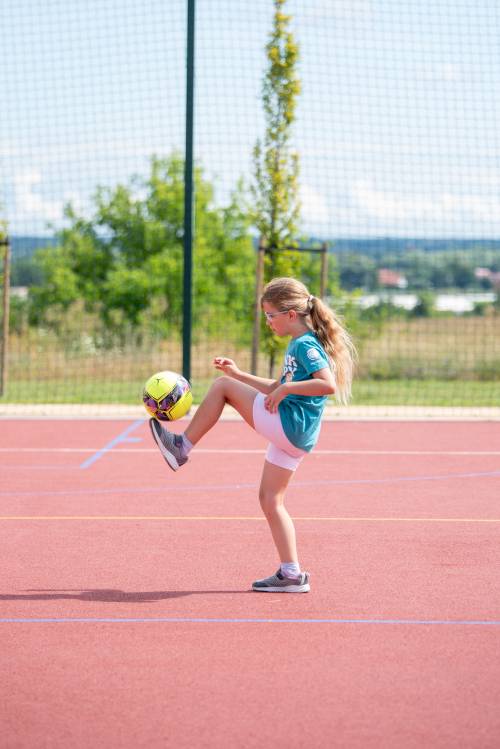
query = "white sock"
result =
(181, 433, 193, 455)
(280, 562, 301, 579)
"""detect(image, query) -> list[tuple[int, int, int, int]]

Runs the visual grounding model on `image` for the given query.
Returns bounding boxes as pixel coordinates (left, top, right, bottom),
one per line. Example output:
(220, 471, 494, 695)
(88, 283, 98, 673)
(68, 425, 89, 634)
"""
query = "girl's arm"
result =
(264, 367, 336, 413)
(213, 357, 279, 394)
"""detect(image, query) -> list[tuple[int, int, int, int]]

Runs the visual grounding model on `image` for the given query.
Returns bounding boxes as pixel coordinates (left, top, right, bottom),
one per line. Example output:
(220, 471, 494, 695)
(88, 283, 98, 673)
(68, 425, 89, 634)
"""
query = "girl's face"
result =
(262, 301, 292, 336)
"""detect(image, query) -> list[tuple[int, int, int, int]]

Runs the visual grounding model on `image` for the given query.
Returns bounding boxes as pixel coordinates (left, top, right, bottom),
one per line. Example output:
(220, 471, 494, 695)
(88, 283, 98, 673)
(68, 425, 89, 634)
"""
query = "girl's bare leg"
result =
(258, 460, 297, 563)
(184, 376, 257, 445)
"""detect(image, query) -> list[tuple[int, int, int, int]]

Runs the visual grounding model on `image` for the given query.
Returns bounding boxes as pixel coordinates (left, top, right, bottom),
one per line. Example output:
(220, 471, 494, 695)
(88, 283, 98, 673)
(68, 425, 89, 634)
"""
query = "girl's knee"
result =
(208, 376, 230, 399)
(259, 487, 283, 515)
(211, 375, 231, 393)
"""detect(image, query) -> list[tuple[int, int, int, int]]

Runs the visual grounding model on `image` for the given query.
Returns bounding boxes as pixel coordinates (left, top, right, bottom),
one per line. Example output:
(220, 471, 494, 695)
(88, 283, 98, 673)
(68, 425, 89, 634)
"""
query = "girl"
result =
(149, 277, 356, 593)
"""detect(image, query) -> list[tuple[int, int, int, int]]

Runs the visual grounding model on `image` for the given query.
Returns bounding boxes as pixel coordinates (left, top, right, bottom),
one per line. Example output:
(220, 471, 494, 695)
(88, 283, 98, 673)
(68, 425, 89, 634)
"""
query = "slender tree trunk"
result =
(0, 237, 11, 397)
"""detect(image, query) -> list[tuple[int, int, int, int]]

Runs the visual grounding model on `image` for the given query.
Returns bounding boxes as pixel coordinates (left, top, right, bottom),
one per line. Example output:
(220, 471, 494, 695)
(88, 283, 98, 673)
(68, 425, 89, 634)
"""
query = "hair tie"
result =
(308, 295, 315, 304)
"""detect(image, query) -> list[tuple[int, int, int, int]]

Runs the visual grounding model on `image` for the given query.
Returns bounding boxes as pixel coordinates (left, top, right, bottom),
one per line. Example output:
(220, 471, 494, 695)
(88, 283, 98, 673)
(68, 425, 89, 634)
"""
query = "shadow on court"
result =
(0, 588, 252, 602)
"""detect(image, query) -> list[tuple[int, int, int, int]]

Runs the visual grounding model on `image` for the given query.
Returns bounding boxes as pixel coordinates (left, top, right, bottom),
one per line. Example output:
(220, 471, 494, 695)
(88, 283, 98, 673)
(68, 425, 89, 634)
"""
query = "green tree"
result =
(338, 253, 377, 290)
(28, 154, 255, 344)
(250, 0, 302, 373)
(412, 291, 436, 318)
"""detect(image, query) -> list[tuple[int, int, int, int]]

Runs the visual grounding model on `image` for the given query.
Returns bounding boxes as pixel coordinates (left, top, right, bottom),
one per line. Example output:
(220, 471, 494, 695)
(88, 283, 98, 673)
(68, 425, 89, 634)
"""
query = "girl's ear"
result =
(289, 309, 297, 320)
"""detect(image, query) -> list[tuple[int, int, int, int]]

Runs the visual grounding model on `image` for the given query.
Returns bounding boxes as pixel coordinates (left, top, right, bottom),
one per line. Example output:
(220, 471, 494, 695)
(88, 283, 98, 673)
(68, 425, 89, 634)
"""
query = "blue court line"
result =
(1, 617, 499, 625)
(80, 419, 145, 469)
(294, 470, 500, 487)
(1, 469, 499, 498)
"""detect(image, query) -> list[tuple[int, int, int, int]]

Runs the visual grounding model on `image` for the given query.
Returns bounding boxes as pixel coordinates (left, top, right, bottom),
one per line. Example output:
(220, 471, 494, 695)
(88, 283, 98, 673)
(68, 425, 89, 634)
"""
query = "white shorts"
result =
(252, 393, 307, 471)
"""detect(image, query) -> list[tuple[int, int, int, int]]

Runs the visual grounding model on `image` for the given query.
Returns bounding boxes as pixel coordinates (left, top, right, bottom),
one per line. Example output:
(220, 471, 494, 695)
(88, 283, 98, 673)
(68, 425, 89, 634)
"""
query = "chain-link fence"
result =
(1, 1, 499, 410)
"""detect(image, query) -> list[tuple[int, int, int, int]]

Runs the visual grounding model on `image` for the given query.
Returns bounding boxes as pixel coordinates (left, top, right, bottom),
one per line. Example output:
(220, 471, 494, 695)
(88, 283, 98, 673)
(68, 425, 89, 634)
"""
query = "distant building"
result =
(474, 267, 492, 280)
(377, 268, 408, 289)
(11, 286, 29, 299)
(475, 267, 500, 289)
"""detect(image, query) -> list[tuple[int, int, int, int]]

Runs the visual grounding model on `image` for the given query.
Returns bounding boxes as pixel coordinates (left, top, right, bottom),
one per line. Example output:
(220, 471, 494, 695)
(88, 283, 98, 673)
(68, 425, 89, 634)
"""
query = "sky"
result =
(1, 0, 499, 238)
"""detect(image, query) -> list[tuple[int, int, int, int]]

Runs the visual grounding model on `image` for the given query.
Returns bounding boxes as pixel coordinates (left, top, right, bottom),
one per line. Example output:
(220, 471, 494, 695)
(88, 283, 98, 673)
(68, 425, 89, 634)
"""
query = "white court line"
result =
(0, 448, 499, 456)
(0, 515, 499, 523)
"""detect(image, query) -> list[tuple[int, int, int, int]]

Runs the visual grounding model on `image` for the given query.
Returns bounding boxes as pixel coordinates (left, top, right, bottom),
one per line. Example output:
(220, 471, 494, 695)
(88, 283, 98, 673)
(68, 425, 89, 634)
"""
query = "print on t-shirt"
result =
(282, 354, 298, 382)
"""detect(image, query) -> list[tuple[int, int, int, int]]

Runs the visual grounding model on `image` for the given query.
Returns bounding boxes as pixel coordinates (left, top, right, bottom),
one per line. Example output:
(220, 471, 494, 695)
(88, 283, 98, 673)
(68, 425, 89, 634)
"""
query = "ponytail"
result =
(309, 296, 356, 405)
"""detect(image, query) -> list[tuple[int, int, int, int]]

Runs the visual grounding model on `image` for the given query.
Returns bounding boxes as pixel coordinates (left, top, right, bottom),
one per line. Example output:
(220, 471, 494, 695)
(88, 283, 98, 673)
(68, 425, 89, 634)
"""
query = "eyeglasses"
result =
(264, 310, 289, 321)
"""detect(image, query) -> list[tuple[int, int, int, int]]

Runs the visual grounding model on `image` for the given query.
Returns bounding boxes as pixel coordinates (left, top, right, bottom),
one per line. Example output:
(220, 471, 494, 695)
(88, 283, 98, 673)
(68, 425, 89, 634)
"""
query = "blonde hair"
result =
(261, 277, 357, 405)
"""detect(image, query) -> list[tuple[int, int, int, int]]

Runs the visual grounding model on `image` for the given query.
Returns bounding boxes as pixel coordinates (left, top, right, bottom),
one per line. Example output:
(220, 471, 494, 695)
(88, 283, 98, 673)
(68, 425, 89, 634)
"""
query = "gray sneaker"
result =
(252, 570, 310, 593)
(149, 418, 188, 471)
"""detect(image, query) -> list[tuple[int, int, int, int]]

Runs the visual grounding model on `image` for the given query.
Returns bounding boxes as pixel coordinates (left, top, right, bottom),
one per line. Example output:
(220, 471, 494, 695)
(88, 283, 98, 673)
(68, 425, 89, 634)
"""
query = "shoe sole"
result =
(149, 419, 180, 472)
(252, 584, 310, 593)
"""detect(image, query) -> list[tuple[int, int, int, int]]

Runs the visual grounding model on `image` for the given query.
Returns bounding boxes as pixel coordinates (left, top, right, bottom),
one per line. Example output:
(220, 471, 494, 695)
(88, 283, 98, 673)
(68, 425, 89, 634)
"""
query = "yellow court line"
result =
(0, 516, 499, 523)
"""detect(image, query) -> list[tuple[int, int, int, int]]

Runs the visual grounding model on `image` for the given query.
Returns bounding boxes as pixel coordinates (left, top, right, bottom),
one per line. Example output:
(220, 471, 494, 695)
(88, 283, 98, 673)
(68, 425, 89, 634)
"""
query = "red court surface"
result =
(1, 418, 499, 748)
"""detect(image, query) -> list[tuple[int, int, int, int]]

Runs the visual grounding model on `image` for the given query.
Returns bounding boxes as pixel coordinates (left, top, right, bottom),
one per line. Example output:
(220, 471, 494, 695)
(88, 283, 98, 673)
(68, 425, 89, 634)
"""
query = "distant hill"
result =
(10, 236, 57, 258)
(321, 238, 500, 255)
(9, 234, 500, 260)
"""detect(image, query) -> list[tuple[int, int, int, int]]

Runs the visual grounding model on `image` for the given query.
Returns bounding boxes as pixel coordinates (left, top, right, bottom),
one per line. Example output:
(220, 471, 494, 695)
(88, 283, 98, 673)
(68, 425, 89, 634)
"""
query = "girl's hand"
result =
(264, 384, 287, 413)
(213, 357, 240, 378)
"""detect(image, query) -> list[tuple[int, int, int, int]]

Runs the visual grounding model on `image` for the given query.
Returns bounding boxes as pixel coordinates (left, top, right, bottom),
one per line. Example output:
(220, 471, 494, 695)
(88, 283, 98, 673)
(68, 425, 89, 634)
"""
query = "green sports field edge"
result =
(1, 379, 499, 408)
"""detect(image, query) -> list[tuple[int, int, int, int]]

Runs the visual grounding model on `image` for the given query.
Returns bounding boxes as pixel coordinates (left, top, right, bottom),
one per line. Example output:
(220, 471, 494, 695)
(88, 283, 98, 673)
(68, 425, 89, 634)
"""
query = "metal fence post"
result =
(0, 237, 11, 397)
(182, 0, 196, 383)
(251, 238, 266, 375)
(320, 242, 328, 299)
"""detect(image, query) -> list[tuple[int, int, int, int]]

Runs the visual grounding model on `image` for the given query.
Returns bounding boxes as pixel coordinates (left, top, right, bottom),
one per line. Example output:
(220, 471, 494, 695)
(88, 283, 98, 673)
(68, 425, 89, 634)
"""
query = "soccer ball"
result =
(143, 370, 193, 421)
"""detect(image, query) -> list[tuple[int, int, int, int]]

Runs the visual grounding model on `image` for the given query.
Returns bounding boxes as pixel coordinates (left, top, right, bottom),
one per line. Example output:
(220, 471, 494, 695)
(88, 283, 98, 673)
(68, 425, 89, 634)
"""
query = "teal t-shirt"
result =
(278, 331, 331, 452)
